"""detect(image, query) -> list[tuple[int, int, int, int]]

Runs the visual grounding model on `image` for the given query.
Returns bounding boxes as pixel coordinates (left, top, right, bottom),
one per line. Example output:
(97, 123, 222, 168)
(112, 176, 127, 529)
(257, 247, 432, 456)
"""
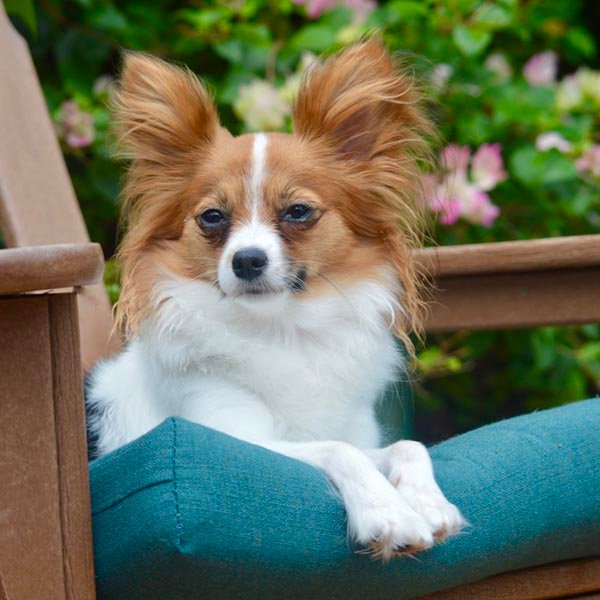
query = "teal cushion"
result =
(90, 398, 600, 599)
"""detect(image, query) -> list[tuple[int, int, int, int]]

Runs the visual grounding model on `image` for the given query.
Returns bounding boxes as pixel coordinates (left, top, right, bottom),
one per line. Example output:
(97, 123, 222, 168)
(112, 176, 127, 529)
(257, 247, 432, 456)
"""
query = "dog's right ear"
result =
(114, 52, 219, 163)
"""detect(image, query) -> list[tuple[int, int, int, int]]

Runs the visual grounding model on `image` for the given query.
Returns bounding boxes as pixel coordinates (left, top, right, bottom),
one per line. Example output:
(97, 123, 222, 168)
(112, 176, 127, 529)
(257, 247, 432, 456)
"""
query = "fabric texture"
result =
(90, 398, 600, 599)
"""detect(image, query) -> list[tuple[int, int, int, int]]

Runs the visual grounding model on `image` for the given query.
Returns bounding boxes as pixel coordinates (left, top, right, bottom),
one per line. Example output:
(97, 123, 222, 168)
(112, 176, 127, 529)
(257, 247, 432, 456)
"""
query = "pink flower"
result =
(55, 100, 95, 148)
(471, 143, 508, 191)
(523, 51, 558, 86)
(575, 145, 600, 177)
(535, 132, 572, 153)
(440, 145, 470, 175)
(293, 0, 375, 20)
(426, 143, 504, 228)
(424, 175, 461, 225)
(459, 188, 500, 227)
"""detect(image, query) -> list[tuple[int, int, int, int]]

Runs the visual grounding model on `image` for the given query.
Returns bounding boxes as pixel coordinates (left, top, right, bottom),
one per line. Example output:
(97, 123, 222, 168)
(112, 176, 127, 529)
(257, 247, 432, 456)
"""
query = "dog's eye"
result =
(281, 203, 314, 222)
(198, 209, 228, 228)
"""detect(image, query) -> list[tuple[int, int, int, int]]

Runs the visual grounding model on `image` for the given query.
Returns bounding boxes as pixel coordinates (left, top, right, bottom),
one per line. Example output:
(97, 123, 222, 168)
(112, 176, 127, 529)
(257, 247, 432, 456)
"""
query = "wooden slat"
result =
(0, 243, 104, 296)
(0, 571, 8, 600)
(0, 4, 119, 369)
(0, 296, 66, 599)
(419, 556, 600, 600)
(48, 294, 96, 600)
(424, 267, 600, 331)
(416, 235, 600, 278)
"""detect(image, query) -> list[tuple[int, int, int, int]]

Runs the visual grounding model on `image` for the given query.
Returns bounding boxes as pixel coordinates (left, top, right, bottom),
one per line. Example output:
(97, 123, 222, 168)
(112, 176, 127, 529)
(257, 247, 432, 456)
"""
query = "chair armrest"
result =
(0, 243, 104, 296)
(416, 235, 600, 278)
(415, 235, 600, 331)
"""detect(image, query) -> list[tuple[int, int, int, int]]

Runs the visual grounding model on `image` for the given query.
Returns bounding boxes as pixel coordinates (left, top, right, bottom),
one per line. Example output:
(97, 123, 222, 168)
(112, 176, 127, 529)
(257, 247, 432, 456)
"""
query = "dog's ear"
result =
(113, 53, 220, 247)
(292, 40, 432, 165)
(293, 41, 434, 352)
(114, 52, 219, 163)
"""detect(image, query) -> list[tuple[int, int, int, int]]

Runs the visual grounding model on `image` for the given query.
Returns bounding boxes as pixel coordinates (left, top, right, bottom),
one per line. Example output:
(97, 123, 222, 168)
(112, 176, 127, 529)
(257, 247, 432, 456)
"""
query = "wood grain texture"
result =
(0, 244, 103, 296)
(0, 571, 8, 600)
(424, 267, 600, 331)
(416, 235, 600, 278)
(48, 294, 96, 600)
(419, 556, 600, 600)
(0, 296, 66, 600)
(0, 5, 120, 369)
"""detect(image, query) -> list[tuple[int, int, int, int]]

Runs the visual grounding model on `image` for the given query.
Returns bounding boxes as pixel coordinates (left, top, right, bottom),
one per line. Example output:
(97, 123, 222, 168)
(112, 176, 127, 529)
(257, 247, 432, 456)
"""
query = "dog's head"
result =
(114, 41, 434, 351)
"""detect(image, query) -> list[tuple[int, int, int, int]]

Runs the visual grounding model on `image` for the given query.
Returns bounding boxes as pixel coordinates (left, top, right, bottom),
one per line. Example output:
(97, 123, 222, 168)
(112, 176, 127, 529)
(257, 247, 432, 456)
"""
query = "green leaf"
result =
(473, 5, 512, 29)
(510, 146, 578, 186)
(5, 0, 37, 34)
(88, 6, 128, 33)
(290, 25, 337, 53)
(55, 31, 112, 93)
(565, 27, 597, 59)
(178, 8, 233, 31)
(452, 25, 492, 56)
(384, 0, 428, 20)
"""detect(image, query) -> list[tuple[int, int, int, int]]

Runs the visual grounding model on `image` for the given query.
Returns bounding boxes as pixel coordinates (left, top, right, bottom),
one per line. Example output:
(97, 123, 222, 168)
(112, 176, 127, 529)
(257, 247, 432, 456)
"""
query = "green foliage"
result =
(8, 0, 600, 440)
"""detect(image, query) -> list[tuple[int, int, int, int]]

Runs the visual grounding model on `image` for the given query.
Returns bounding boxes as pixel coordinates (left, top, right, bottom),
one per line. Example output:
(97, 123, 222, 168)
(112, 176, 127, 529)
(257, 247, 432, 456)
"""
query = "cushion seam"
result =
(172, 418, 183, 550)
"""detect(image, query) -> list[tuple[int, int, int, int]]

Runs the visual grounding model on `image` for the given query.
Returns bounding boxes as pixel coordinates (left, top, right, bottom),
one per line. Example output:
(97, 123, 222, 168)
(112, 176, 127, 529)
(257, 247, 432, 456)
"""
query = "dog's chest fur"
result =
(88, 273, 401, 456)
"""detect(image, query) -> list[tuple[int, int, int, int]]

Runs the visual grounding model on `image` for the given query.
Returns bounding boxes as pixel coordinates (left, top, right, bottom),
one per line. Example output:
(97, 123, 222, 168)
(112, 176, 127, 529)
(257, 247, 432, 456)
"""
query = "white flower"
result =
(279, 52, 318, 104)
(234, 80, 290, 131)
(577, 68, 600, 105)
(535, 132, 572, 153)
(93, 75, 115, 97)
(431, 63, 453, 92)
(485, 53, 512, 81)
(556, 74, 584, 112)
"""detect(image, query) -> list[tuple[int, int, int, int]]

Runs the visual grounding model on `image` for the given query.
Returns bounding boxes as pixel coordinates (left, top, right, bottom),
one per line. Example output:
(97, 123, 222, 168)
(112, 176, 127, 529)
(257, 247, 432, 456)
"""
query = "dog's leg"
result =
(262, 440, 435, 560)
(366, 441, 465, 541)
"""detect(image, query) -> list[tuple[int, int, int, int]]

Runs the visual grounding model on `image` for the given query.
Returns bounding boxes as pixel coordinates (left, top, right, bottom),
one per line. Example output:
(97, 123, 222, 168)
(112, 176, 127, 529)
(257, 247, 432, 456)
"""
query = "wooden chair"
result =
(1, 5, 599, 599)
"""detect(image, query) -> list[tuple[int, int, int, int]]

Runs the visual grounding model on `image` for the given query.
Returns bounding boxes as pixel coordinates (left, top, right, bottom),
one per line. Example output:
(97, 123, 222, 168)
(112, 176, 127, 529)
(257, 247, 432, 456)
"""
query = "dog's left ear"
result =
(292, 40, 432, 166)
(293, 41, 434, 351)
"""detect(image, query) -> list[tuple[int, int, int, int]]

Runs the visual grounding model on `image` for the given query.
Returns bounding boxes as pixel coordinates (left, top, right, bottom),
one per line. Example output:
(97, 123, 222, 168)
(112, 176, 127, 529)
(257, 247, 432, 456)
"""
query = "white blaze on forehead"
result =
(216, 132, 286, 297)
(250, 133, 268, 219)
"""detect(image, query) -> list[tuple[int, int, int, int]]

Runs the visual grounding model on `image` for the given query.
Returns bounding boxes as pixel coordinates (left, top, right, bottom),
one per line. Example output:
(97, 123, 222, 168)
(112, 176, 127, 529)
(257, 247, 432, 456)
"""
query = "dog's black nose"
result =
(232, 247, 268, 281)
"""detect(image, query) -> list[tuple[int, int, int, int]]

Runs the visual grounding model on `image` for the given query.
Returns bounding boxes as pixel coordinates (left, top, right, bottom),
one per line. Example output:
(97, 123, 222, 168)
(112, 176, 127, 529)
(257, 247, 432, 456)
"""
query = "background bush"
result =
(8, 0, 600, 441)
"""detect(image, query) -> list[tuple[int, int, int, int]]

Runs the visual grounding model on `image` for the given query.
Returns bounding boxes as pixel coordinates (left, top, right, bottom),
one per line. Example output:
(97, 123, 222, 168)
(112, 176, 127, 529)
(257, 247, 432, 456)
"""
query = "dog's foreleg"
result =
(262, 440, 435, 560)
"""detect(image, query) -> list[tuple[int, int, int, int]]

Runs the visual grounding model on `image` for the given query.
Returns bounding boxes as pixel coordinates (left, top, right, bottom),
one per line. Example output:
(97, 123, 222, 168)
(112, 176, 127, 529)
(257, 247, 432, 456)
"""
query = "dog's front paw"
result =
(395, 481, 465, 542)
(348, 494, 435, 561)
(385, 441, 466, 542)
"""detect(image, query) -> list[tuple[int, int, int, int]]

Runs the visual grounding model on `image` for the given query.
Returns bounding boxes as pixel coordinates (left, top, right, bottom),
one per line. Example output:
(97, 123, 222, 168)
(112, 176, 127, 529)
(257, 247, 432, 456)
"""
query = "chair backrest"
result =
(0, 4, 119, 369)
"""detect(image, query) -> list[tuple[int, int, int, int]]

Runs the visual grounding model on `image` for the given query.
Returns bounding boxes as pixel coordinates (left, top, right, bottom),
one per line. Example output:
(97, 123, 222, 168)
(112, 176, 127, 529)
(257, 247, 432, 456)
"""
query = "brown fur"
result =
(113, 41, 434, 356)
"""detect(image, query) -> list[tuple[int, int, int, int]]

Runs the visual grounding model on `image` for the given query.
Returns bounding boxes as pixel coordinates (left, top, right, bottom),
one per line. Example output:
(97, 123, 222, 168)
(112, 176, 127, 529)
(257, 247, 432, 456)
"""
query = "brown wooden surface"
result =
(0, 571, 8, 600)
(424, 266, 600, 331)
(419, 556, 600, 600)
(416, 235, 600, 278)
(0, 243, 104, 296)
(0, 296, 66, 599)
(0, 3, 118, 369)
(48, 294, 96, 600)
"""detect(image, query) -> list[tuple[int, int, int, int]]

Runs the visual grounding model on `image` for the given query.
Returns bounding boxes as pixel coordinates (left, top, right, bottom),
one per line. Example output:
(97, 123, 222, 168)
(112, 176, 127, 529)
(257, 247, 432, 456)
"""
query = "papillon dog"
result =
(87, 40, 464, 560)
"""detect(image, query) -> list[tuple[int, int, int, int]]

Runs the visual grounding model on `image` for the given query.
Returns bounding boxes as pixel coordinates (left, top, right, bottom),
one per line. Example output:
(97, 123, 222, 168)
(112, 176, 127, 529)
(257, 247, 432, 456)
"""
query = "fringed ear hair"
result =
(293, 40, 436, 354)
(113, 53, 220, 337)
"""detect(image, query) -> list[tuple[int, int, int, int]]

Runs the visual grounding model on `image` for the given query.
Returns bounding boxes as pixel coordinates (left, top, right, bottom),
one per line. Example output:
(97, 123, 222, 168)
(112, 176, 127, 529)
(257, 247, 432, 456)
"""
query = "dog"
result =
(87, 40, 464, 560)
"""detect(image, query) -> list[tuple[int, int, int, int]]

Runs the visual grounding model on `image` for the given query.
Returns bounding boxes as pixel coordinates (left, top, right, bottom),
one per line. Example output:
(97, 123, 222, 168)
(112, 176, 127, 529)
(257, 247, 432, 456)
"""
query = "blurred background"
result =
(5, 0, 600, 442)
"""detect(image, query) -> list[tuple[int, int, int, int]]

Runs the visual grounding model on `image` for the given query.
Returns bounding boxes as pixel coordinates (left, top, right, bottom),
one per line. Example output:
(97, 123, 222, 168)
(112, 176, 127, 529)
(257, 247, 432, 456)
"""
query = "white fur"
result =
(249, 132, 267, 219)
(89, 132, 464, 558)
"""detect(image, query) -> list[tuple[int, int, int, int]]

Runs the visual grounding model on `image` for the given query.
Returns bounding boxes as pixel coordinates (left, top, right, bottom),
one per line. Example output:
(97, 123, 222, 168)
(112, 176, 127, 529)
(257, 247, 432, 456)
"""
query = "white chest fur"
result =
(88, 271, 402, 456)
